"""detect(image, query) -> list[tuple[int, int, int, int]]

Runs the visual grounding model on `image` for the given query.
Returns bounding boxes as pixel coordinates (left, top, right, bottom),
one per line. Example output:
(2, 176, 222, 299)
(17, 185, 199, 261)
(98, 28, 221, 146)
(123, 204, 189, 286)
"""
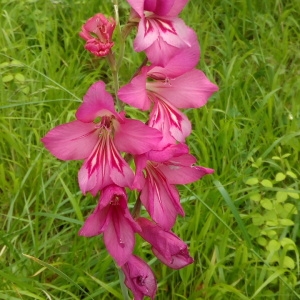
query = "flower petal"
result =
(145, 0, 175, 16)
(122, 255, 157, 300)
(103, 211, 137, 266)
(78, 152, 113, 195)
(146, 143, 189, 162)
(41, 121, 98, 160)
(102, 186, 140, 266)
(152, 246, 193, 269)
(118, 68, 151, 110)
(114, 118, 162, 155)
(132, 154, 147, 190)
(79, 185, 140, 266)
(78, 136, 134, 196)
(127, 0, 145, 17)
(134, 18, 158, 52)
(149, 100, 191, 143)
(140, 170, 184, 230)
(143, 0, 158, 13)
(159, 17, 190, 48)
(149, 69, 219, 109)
(145, 35, 182, 66)
(79, 205, 109, 237)
(149, 28, 200, 78)
(167, 0, 189, 16)
(137, 217, 193, 269)
(159, 154, 215, 184)
(76, 81, 116, 122)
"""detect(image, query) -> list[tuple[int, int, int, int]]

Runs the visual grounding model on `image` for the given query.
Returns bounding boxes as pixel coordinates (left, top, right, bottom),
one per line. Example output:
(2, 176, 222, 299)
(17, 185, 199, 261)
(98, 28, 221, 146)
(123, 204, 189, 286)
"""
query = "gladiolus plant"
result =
(42, 0, 218, 299)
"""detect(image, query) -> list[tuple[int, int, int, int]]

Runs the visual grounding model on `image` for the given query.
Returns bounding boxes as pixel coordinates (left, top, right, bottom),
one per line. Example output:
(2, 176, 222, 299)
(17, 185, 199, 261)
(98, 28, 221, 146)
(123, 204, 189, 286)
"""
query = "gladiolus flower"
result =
(79, 185, 141, 266)
(137, 217, 193, 269)
(80, 13, 116, 57)
(42, 81, 162, 196)
(118, 52, 218, 144)
(133, 143, 214, 230)
(122, 255, 157, 300)
(127, 0, 194, 66)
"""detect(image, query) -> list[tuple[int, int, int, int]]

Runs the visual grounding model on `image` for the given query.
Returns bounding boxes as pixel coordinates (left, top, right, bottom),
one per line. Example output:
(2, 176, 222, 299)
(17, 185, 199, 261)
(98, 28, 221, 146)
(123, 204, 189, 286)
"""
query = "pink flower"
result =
(118, 59, 219, 145)
(79, 13, 115, 57)
(122, 255, 157, 300)
(127, 0, 194, 66)
(42, 81, 162, 196)
(79, 185, 141, 266)
(137, 217, 193, 269)
(133, 143, 214, 230)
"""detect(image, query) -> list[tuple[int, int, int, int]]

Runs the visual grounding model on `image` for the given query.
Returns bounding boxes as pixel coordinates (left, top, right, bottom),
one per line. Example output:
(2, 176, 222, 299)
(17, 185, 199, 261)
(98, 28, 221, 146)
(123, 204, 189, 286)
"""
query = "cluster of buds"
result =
(42, 1, 218, 299)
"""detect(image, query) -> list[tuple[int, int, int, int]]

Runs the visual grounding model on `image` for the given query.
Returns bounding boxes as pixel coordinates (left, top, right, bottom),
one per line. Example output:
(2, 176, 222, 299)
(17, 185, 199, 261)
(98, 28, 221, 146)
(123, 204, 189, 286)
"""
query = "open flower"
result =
(118, 51, 218, 144)
(133, 143, 214, 230)
(79, 185, 141, 266)
(79, 13, 116, 57)
(122, 255, 157, 300)
(42, 81, 162, 196)
(137, 217, 193, 269)
(127, 0, 194, 66)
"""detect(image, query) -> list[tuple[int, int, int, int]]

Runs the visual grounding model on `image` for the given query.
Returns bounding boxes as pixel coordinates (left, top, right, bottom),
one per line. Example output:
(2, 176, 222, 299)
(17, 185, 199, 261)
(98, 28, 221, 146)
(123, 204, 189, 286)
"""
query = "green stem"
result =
(118, 267, 131, 300)
(108, 0, 127, 112)
(116, 36, 126, 72)
(107, 51, 121, 111)
(132, 194, 142, 219)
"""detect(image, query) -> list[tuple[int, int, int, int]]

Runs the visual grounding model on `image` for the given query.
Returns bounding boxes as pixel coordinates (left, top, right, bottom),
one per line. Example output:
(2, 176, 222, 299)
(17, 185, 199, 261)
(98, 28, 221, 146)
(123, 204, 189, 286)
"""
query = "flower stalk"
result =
(42, 1, 218, 298)
(118, 268, 130, 300)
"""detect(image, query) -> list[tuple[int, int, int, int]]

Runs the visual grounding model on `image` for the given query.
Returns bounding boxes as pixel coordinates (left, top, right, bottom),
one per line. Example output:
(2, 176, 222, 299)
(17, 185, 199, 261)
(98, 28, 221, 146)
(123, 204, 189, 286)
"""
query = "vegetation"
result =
(1, 0, 299, 299)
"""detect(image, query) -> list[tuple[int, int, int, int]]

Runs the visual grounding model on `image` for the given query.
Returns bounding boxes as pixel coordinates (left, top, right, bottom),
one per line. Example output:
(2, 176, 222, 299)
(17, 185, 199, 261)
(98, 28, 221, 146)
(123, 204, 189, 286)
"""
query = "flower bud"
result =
(122, 255, 157, 300)
(79, 13, 116, 57)
(137, 217, 194, 269)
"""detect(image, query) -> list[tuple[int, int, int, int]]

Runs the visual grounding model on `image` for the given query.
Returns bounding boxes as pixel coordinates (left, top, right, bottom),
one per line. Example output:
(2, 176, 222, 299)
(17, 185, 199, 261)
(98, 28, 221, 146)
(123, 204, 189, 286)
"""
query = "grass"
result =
(1, 0, 300, 299)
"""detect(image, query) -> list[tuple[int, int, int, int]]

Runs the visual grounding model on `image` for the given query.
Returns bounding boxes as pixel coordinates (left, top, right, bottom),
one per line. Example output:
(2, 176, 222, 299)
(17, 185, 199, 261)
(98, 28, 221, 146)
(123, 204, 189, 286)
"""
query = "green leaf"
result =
(269, 253, 280, 264)
(248, 224, 261, 237)
(252, 213, 264, 226)
(86, 272, 123, 299)
(257, 237, 267, 247)
(287, 189, 299, 199)
(266, 240, 281, 252)
(245, 177, 259, 185)
(265, 230, 278, 239)
(284, 203, 297, 215)
(261, 179, 273, 188)
(213, 180, 253, 248)
(260, 198, 273, 210)
(10, 59, 23, 67)
(264, 210, 277, 221)
(250, 193, 261, 202)
(59, 176, 84, 222)
(266, 220, 278, 226)
(2, 74, 14, 82)
(23, 254, 91, 298)
(0, 62, 10, 68)
(251, 269, 285, 298)
(272, 156, 281, 160)
(21, 86, 30, 94)
(14, 72, 25, 82)
(283, 256, 295, 269)
(276, 191, 288, 203)
(275, 172, 286, 181)
(275, 203, 286, 218)
(252, 157, 262, 168)
(286, 171, 297, 179)
(279, 219, 294, 226)
(280, 238, 296, 250)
